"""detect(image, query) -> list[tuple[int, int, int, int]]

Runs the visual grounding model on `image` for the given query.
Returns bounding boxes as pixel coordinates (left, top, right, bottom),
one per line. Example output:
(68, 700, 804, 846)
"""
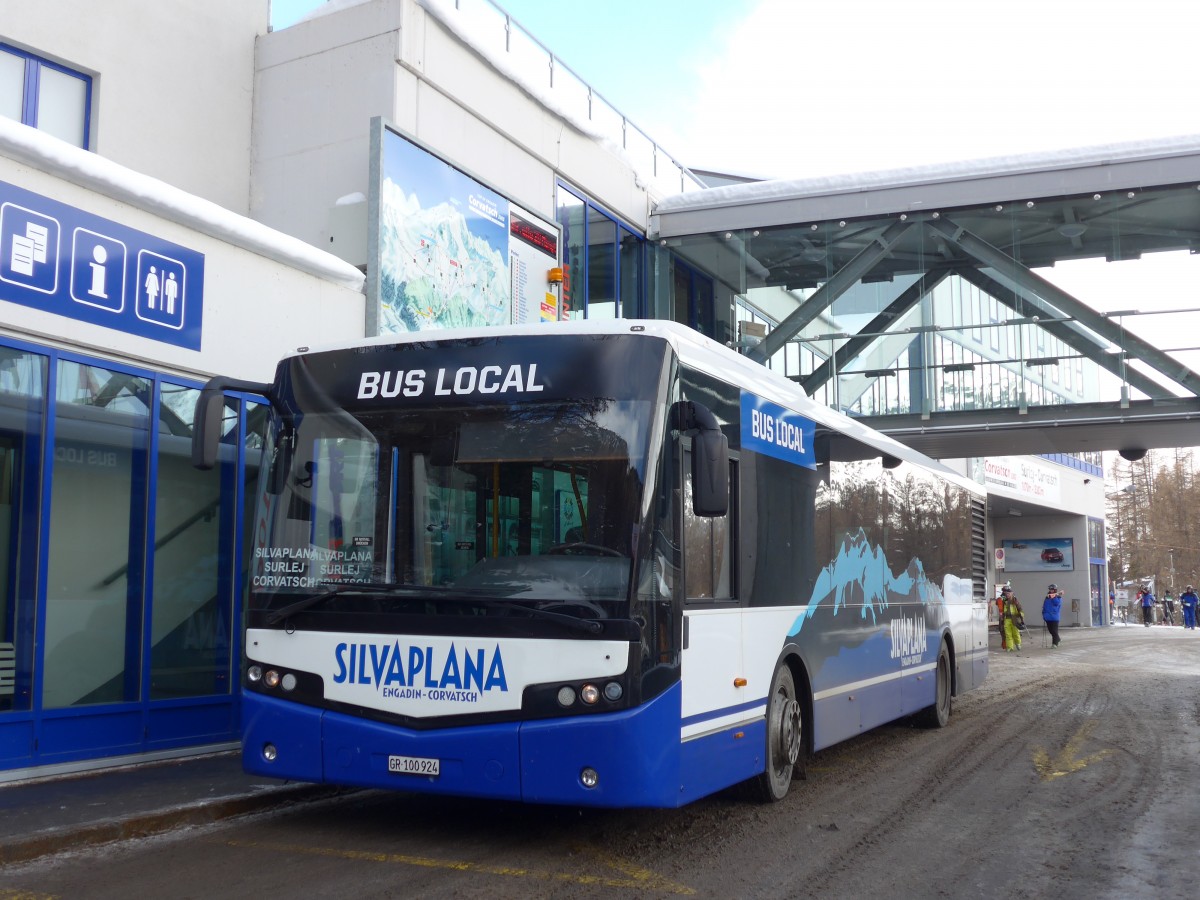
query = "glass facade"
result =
(0, 338, 254, 769)
(555, 183, 645, 321)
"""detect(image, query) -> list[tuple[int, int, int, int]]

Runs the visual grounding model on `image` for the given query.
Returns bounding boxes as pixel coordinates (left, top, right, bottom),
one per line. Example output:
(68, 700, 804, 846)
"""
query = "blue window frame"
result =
(555, 182, 645, 320)
(1, 43, 92, 149)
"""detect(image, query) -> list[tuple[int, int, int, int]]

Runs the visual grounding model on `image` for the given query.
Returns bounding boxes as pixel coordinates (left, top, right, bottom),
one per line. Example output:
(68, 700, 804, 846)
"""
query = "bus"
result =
(193, 320, 988, 808)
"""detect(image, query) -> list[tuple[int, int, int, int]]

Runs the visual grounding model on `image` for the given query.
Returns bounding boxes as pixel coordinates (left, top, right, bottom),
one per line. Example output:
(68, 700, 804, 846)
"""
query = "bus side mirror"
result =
(674, 400, 728, 518)
(191, 376, 274, 470)
(692, 426, 728, 517)
(192, 385, 227, 470)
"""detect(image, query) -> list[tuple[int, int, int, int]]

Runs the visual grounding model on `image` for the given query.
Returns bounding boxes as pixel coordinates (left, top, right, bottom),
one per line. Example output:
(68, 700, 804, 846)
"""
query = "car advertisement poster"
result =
(372, 122, 560, 334)
(1000, 538, 1074, 572)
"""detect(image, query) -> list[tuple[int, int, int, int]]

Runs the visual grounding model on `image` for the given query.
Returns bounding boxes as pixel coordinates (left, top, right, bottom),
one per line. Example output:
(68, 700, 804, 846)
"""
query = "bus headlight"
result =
(264, 670, 281, 689)
(556, 686, 577, 707)
(580, 684, 600, 705)
(603, 681, 623, 702)
(580, 767, 599, 788)
(247, 665, 263, 683)
(263, 743, 278, 762)
(281, 673, 298, 692)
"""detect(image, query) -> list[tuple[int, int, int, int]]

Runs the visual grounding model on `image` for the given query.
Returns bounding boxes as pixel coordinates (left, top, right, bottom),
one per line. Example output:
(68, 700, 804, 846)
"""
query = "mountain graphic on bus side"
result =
(788, 528, 945, 639)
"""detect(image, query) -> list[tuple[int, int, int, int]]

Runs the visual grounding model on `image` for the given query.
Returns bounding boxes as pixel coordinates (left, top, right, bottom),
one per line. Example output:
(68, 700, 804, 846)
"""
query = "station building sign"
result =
(0, 180, 204, 350)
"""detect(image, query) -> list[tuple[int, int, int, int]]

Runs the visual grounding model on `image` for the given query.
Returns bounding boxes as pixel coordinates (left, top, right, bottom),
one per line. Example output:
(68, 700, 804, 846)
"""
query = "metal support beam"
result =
(954, 268, 1172, 401)
(927, 217, 1200, 397)
(747, 220, 915, 363)
(798, 270, 949, 396)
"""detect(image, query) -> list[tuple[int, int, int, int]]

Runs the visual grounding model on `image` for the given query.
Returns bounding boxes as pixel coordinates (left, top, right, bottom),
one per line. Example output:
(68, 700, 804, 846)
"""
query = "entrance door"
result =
(0, 347, 47, 765)
(0, 347, 251, 772)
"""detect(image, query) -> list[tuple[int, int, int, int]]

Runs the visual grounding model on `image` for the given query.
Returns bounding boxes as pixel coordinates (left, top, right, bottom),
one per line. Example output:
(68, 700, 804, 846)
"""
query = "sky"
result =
(271, 0, 1200, 180)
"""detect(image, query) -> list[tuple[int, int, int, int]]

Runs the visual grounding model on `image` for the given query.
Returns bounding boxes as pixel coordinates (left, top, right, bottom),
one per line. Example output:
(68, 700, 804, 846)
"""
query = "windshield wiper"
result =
(265, 582, 406, 624)
(264, 581, 603, 633)
(434, 595, 603, 634)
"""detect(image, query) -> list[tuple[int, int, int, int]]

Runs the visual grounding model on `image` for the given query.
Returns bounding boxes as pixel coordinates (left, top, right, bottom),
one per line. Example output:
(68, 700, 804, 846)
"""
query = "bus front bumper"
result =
(241, 684, 685, 807)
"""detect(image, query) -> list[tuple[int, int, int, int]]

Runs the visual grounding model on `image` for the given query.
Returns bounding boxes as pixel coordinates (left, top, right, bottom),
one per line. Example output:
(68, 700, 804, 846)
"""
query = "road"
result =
(3, 626, 1199, 899)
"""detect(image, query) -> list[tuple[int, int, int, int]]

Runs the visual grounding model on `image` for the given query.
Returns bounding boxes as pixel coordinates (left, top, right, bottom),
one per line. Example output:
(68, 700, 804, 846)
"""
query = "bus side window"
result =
(684, 448, 735, 601)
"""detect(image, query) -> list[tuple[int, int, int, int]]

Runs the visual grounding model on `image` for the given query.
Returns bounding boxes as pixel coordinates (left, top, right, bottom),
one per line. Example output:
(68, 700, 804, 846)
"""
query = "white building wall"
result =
(3, 0, 267, 216)
(0, 122, 365, 383)
(252, 0, 658, 262)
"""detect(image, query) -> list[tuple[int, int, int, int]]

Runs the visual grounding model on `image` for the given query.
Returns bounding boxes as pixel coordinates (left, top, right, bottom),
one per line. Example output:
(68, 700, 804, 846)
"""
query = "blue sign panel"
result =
(0, 180, 203, 350)
(740, 392, 817, 469)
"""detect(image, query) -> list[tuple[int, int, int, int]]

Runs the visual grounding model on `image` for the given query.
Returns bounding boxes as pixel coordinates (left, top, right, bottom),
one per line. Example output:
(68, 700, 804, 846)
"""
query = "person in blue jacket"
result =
(1042, 584, 1062, 648)
(1140, 586, 1155, 627)
(1180, 585, 1198, 630)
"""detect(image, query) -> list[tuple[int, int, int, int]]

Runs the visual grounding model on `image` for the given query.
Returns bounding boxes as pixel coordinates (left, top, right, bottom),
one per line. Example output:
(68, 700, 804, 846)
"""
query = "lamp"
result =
(1057, 223, 1088, 239)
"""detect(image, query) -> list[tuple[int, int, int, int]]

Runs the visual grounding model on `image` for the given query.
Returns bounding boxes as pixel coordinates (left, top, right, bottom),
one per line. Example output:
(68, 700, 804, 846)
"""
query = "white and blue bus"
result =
(193, 320, 987, 808)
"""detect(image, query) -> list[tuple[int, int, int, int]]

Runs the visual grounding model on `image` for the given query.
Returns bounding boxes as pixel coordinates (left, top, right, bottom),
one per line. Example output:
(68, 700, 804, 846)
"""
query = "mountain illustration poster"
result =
(376, 127, 560, 333)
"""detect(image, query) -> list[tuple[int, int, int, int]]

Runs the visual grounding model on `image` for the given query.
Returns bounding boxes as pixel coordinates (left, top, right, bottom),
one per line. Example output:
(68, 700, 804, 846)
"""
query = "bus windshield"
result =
(248, 396, 657, 620)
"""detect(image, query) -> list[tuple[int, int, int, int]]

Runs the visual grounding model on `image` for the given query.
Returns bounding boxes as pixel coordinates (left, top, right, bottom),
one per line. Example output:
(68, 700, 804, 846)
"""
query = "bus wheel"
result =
(918, 641, 952, 728)
(752, 663, 804, 802)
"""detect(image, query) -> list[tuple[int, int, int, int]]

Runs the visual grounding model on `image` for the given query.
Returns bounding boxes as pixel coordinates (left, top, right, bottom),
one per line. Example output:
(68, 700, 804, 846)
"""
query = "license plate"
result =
(388, 755, 440, 776)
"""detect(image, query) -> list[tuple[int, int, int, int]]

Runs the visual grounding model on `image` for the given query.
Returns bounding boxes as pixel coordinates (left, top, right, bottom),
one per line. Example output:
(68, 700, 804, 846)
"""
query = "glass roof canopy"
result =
(649, 137, 1200, 460)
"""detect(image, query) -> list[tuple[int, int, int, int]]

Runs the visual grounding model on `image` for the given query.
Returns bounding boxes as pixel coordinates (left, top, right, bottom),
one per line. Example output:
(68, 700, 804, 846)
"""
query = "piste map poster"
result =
(375, 127, 559, 334)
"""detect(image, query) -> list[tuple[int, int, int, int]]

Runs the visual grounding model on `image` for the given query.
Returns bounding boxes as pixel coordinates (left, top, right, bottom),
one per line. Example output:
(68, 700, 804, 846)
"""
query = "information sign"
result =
(0, 180, 204, 350)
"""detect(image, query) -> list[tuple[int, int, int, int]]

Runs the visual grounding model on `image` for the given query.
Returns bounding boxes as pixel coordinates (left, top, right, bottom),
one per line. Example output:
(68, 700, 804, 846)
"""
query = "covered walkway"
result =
(650, 136, 1200, 457)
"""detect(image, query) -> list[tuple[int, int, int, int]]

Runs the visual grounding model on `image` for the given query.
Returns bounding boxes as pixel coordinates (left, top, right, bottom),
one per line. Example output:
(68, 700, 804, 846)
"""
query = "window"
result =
(44, 361, 150, 707)
(555, 182, 645, 320)
(684, 451, 734, 601)
(0, 44, 91, 149)
(149, 384, 235, 699)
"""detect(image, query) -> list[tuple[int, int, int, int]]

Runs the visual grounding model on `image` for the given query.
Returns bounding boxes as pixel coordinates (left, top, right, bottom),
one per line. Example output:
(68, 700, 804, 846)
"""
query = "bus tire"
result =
(918, 641, 952, 728)
(749, 662, 804, 802)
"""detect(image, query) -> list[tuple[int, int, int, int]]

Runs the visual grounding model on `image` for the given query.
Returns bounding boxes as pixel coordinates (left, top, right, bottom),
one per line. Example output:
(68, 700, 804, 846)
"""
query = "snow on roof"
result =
(0, 117, 365, 291)
(654, 134, 1200, 215)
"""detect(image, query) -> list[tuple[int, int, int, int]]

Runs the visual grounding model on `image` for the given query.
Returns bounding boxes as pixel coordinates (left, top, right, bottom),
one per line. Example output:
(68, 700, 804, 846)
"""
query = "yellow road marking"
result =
(1032, 721, 1113, 781)
(572, 843, 695, 893)
(223, 839, 696, 894)
(0, 889, 59, 900)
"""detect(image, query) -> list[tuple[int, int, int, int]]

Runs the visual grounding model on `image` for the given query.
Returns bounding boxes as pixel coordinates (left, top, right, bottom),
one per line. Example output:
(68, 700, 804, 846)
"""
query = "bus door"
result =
(678, 440, 742, 738)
